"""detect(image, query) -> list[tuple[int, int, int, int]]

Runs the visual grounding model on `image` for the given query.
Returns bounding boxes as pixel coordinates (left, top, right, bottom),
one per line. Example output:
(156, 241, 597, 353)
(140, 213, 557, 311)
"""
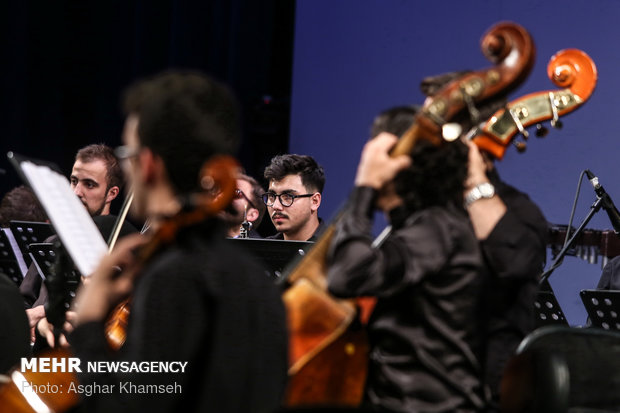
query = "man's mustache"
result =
(272, 212, 288, 220)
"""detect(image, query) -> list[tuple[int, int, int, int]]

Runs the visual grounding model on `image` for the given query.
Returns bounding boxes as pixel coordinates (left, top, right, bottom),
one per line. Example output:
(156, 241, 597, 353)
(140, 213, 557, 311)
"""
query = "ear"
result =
(247, 207, 259, 223)
(140, 148, 159, 184)
(310, 192, 321, 212)
(106, 186, 120, 203)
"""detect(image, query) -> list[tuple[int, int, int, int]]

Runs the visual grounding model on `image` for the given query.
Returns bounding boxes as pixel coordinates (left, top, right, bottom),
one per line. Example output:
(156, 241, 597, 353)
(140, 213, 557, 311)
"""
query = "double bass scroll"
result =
(472, 48, 597, 159)
(396, 21, 536, 156)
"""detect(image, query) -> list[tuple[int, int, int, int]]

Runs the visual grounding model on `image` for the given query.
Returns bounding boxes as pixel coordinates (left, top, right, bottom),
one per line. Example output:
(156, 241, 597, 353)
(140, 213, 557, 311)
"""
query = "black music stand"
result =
(0, 228, 27, 286)
(9, 220, 54, 266)
(226, 238, 313, 279)
(29, 241, 81, 329)
(27, 242, 58, 280)
(7, 151, 108, 277)
(580, 289, 620, 330)
(535, 287, 569, 328)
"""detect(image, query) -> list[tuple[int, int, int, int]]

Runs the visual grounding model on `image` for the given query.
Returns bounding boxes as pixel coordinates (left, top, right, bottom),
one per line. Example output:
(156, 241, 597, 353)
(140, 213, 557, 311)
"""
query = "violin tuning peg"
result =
(513, 140, 527, 153)
(551, 119, 563, 129)
(535, 123, 549, 137)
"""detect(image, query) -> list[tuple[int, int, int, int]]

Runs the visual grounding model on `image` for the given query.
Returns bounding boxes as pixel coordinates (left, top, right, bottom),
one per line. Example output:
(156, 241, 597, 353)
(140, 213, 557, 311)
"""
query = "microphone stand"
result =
(540, 195, 604, 285)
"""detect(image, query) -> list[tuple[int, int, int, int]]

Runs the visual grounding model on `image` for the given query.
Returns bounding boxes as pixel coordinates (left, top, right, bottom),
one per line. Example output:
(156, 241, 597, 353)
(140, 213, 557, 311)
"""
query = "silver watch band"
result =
(464, 182, 495, 207)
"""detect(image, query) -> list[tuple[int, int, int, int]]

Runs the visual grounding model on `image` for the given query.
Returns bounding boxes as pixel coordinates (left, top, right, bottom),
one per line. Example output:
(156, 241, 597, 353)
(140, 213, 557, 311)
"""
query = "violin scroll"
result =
(195, 155, 239, 214)
(105, 154, 239, 350)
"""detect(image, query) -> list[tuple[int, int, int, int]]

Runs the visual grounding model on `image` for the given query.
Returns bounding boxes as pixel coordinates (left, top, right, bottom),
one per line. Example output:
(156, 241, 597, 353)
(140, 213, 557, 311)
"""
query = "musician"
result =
(224, 173, 266, 238)
(263, 154, 325, 241)
(20, 144, 129, 331)
(465, 140, 548, 408)
(422, 70, 548, 407)
(596, 256, 620, 290)
(68, 71, 288, 412)
(70, 143, 122, 217)
(327, 106, 487, 413)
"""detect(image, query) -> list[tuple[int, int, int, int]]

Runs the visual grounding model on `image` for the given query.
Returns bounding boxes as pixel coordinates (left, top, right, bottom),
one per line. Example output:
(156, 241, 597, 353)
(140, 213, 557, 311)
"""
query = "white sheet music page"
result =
(20, 161, 107, 276)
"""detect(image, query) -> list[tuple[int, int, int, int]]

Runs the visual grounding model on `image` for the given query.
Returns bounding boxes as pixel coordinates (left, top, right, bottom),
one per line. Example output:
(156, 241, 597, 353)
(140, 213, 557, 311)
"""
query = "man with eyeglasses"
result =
(224, 173, 266, 238)
(263, 154, 325, 241)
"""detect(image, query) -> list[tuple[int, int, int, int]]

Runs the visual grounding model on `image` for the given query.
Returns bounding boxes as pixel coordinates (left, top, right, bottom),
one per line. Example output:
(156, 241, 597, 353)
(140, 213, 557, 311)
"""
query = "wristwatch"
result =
(465, 182, 495, 207)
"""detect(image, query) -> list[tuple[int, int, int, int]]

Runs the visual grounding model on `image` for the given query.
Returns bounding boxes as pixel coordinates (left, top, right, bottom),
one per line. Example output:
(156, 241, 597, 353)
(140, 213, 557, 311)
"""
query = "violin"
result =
(104, 155, 238, 351)
(282, 21, 537, 408)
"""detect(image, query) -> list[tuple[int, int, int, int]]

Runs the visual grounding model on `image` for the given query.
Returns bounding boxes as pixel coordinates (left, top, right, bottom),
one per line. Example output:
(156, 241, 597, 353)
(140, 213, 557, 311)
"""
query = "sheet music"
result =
(1, 228, 28, 276)
(20, 161, 107, 276)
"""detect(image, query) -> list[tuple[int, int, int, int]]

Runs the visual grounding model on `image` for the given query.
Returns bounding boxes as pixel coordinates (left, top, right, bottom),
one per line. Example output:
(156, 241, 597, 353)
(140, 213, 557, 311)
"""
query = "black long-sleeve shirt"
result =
(70, 219, 288, 413)
(597, 255, 620, 290)
(480, 173, 548, 403)
(327, 187, 486, 413)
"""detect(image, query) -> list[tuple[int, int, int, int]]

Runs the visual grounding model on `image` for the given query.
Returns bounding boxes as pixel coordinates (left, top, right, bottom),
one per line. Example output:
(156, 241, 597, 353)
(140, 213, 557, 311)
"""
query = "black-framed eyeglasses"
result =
(234, 189, 256, 209)
(262, 192, 313, 207)
(114, 145, 140, 161)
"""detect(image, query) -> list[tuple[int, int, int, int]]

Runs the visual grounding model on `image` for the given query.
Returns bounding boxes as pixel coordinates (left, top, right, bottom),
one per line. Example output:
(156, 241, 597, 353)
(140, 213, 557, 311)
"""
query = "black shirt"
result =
(480, 173, 548, 403)
(70, 218, 288, 413)
(266, 218, 326, 242)
(327, 187, 486, 413)
(19, 215, 138, 309)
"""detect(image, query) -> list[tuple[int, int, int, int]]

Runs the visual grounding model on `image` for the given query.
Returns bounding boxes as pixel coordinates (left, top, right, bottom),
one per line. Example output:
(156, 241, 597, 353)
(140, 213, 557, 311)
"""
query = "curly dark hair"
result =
(263, 154, 325, 194)
(394, 140, 469, 211)
(122, 70, 240, 195)
(371, 106, 469, 211)
(75, 144, 123, 191)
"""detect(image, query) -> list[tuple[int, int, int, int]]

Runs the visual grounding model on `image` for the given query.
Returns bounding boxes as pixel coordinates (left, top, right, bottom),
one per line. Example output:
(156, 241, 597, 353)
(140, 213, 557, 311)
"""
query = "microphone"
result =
(585, 169, 620, 234)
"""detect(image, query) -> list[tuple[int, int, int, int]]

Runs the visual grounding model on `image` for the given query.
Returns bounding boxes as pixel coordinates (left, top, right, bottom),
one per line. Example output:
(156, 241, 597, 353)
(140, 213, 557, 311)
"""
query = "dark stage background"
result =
(0, 0, 294, 238)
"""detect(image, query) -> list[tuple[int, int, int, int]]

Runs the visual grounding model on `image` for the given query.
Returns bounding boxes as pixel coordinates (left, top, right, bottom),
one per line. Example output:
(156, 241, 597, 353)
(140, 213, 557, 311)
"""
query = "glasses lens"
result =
(114, 146, 127, 159)
(280, 193, 293, 207)
(115, 145, 138, 161)
(263, 193, 275, 206)
(234, 189, 242, 198)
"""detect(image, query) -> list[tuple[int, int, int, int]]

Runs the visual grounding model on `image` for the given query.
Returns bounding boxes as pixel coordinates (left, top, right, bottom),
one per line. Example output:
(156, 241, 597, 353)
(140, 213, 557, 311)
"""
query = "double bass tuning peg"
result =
(535, 123, 549, 137)
(512, 140, 527, 153)
(548, 91, 563, 130)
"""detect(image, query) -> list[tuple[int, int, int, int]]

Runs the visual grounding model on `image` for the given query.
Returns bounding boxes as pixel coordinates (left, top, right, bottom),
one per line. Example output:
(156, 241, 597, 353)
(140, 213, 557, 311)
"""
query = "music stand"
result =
(7, 152, 107, 277)
(0, 229, 28, 286)
(226, 238, 313, 279)
(9, 220, 54, 266)
(580, 289, 620, 330)
(27, 242, 58, 281)
(535, 290, 569, 327)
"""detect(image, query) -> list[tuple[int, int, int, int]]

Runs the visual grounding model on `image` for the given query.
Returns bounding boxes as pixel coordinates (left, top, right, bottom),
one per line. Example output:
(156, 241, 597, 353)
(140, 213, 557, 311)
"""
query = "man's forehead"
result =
(237, 178, 253, 193)
(268, 174, 304, 192)
(72, 159, 107, 179)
